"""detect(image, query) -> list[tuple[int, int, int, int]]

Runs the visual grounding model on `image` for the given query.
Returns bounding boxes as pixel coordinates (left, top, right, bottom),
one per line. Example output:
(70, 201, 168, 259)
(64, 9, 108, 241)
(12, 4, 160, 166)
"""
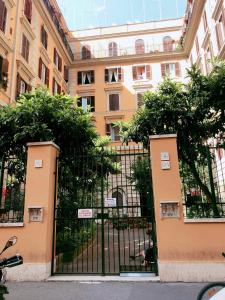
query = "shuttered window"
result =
(24, 0, 32, 23)
(195, 36, 200, 55)
(21, 34, 30, 62)
(38, 58, 49, 87)
(81, 45, 91, 60)
(161, 63, 181, 77)
(77, 96, 95, 112)
(109, 94, 119, 111)
(0, 56, 8, 90)
(52, 78, 61, 95)
(0, 0, 7, 33)
(105, 124, 120, 141)
(16, 74, 31, 99)
(132, 65, 152, 80)
(41, 26, 48, 49)
(135, 39, 145, 54)
(202, 10, 208, 33)
(163, 36, 173, 52)
(54, 48, 62, 72)
(105, 67, 123, 83)
(77, 70, 94, 85)
(64, 66, 69, 82)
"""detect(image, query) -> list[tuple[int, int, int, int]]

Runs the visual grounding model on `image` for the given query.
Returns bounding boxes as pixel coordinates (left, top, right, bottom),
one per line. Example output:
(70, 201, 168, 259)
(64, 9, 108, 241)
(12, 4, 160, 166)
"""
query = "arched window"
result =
(109, 42, 118, 57)
(135, 39, 145, 54)
(112, 190, 123, 207)
(81, 45, 91, 60)
(163, 36, 173, 52)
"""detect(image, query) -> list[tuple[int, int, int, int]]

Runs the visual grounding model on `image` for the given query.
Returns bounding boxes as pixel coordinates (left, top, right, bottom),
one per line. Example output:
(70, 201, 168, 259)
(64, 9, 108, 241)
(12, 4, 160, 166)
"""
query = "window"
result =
(109, 94, 119, 111)
(204, 44, 213, 74)
(41, 26, 48, 49)
(54, 49, 62, 72)
(24, 0, 32, 23)
(21, 34, 30, 62)
(38, 58, 49, 87)
(161, 62, 181, 77)
(135, 39, 145, 54)
(105, 67, 123, 83)
(0, 56, 9, 90)
(77, 70, 94, 85)
(132, 65, 152, 81)
(112, 190, 123, 207)
(105, 124, 120, 141)
(202, 10, 208, 33)
(215, 14, 225, 50)
(16, 74, 31, 98)
(82, 45, 91, 60)
(109, 42, 118, 57)
(77, 96, 95, 112)
(52, 77, 61, 95)
(163, 36, 173, 52)
(64, 66, 69, 83)
(137, 93, 144, 108)
(195, 36, 200, 55)
(0, 0, 7, 33)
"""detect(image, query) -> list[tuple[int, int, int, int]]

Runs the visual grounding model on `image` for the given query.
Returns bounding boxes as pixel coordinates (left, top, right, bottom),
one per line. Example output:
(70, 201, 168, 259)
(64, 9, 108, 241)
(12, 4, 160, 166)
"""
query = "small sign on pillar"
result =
(160, 201, 180, 218)
(28, 206, 44, 222)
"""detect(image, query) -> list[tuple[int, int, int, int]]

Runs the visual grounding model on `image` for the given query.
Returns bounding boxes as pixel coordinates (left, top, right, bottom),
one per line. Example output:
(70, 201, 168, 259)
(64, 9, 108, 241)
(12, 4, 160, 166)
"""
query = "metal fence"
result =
(0, 156, 26, 223)
(181, 144, 225, 219)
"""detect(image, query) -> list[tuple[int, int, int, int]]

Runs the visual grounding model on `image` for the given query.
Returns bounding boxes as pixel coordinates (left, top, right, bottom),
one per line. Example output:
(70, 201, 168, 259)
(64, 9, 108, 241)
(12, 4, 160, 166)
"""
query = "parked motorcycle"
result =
(0, 236, 23, 300)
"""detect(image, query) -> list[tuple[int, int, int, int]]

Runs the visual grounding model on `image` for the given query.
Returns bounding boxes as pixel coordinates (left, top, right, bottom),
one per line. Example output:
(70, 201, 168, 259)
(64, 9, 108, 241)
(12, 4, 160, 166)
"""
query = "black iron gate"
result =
(53, 145, 158, 275)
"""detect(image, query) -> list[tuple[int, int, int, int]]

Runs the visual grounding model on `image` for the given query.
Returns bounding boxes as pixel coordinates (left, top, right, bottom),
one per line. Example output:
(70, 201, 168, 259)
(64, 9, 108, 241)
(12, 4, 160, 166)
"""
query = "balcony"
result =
(74, 42, 182, 61)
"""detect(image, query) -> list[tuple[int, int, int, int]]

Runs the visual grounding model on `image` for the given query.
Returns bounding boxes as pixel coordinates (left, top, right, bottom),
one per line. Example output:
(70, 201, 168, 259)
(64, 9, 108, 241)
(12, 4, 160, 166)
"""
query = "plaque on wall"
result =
(160, 201, 180, 218)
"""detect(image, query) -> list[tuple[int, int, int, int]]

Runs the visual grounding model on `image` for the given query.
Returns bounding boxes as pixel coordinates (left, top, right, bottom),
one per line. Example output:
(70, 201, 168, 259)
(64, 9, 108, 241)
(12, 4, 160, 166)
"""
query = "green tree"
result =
(121, 61, 225, 216)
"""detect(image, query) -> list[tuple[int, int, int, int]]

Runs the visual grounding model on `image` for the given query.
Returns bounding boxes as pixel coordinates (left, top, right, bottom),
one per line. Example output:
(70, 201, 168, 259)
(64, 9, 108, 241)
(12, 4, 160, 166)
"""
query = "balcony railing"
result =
(74, 42, 182, 60)
(42, 0, 74, 61)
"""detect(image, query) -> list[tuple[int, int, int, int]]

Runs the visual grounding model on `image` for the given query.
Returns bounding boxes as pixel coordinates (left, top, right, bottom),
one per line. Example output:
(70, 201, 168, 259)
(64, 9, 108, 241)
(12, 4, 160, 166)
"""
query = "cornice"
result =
(72, 51, 187, 67)
(133, 83, 153, 90)
(0, 31, 13, 56)
(39, 46, 51, 65)
(17, 56, 36, 82)
(72, 26, 183, 42)
(183, 0, 206, 55)
(212, 0, 224, 20)
(20, 15, 36, 41)
(104, 86, 123, 92)
(76, 89, 95, 95)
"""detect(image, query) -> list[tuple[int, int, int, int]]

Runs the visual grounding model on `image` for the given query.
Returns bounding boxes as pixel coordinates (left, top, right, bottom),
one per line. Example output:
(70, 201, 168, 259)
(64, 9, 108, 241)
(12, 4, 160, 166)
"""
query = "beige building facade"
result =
(0, 0, 225, 138)
(0, 0, 72, 106)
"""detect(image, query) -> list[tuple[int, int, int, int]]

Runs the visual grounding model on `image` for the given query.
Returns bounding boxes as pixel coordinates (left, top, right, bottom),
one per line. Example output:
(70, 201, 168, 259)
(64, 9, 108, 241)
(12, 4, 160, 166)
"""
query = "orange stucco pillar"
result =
(149, 134, 225, 282)
(150, 134, 183, 256)
(4, 141, 59, 281)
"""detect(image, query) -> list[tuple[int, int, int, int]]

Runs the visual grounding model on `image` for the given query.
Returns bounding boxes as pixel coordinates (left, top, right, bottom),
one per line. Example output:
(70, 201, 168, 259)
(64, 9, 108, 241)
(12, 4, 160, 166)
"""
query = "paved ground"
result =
(5, 281, 205, 300)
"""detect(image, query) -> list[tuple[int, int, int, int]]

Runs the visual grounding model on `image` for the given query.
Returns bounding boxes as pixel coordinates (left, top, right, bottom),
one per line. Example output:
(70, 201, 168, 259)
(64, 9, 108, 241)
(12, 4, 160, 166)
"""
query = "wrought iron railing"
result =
(0, 157, 26, 223)
(181, 142, 225, 219)
(74, 42, 182, 60)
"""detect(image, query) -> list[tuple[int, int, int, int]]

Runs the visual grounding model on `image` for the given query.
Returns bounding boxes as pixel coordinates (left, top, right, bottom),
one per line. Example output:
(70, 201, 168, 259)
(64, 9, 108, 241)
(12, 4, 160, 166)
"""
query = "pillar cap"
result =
(149, 134, 177, 140)
(27, 141, 60, 151)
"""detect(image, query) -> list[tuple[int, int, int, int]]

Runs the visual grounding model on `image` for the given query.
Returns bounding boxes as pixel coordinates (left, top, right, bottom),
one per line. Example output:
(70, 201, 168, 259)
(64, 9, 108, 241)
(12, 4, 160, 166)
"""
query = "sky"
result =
(57, 0, 187, 31)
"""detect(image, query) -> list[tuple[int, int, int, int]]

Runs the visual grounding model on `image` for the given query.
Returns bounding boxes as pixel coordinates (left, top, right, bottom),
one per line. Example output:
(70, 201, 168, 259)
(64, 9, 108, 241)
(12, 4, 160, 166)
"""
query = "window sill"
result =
(0, 222, 24, 227)
(39, 46, 51, 65)
(184, 218, 225, 223)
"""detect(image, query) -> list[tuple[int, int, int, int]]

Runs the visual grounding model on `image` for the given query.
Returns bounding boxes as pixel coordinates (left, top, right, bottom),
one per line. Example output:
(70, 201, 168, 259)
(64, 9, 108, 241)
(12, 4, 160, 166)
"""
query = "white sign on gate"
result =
(78, 209, 93, 219)
(104, 198, 117, 207)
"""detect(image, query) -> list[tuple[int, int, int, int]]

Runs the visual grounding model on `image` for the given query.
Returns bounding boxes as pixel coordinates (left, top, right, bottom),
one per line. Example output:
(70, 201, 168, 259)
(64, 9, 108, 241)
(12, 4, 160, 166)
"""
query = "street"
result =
(5, 281, 204, 300)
